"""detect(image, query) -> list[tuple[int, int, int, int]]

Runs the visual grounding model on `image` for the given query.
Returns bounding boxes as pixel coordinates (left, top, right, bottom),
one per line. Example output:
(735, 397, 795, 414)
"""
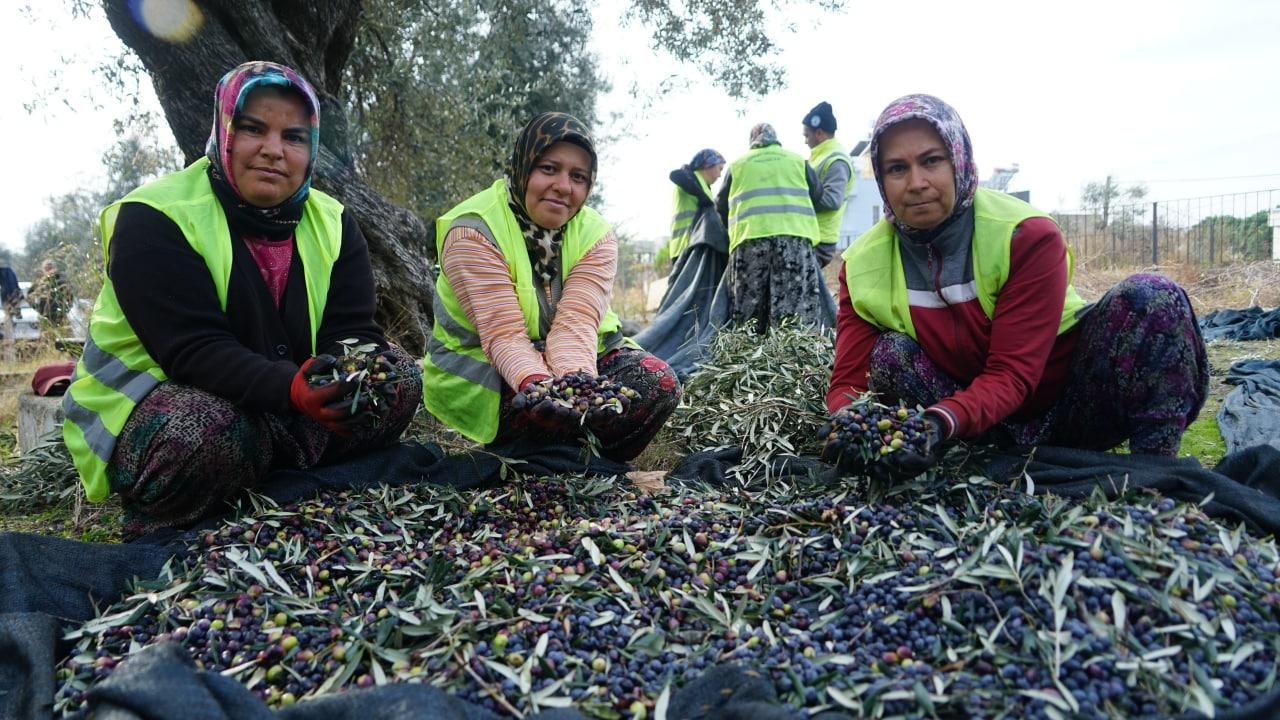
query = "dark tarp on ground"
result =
(633, 197, 731, 378)
(73, 643, 839, 720)
(0, 439, 631, 720)
(673, 445, 1280, 537)
(1218, 359, 1280, 455)
(633, 202, 838, 378)
(7, 441, 1280, 719)
(1199, 306, 1280, 342)
(632, 242, 732, 379)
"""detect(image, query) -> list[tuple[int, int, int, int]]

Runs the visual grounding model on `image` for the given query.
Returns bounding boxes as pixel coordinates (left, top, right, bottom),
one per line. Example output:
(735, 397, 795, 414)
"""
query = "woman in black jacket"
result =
(65, 61, 421, 538)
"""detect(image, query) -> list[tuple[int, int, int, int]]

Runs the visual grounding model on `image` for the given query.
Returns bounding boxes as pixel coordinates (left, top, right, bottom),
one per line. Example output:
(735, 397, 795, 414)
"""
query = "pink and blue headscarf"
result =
(868, 94, 979, 239)
(205, 61, 321, 214)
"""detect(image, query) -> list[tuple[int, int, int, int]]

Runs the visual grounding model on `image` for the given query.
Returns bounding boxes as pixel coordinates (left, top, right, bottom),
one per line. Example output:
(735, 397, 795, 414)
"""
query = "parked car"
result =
(0, 281, 43, 341)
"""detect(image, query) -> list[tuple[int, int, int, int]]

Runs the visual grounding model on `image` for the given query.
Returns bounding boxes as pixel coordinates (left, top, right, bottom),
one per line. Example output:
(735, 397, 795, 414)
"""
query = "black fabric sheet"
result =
(7, 441, 1280, 719)
(0, 440, 628, 720)
(672, 445, 1280, 537)
(981, 444, 1280, 536)
(634, 243, 731, 378)
(1199, 306, 1280, 342)
(1218, 359, 1280, 454)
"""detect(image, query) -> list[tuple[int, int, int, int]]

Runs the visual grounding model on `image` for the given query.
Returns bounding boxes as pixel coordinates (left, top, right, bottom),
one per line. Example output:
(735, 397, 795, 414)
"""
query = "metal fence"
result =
(1053, 189, 1278, 268)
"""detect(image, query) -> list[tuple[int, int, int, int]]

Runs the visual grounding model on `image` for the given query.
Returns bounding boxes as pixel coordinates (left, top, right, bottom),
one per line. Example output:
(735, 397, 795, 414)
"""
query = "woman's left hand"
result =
(881, 413, 945, 480)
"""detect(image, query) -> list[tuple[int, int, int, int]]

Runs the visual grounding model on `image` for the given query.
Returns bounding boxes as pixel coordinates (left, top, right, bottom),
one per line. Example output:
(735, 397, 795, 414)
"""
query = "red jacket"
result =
(827, 216, 1081, 438)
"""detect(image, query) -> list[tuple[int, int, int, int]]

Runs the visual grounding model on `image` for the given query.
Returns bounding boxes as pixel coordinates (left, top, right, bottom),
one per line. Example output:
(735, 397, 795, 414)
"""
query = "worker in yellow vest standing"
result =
(665, 148, 726, 274)
(715, 123, 834, 333)
(424, 112, 680, 461)
(62, 62, 422, 538)
(802, 102, 854, 267)
(822, 94, 1207, 480)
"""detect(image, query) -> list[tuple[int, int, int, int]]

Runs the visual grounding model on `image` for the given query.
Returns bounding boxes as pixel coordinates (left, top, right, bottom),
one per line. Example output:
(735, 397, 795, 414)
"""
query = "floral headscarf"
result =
(868, 94, 979, 240)
(749, 123, 779, 149)
(505, 112, 598, 286)
(687, 148, 725, 170)
(204, 61, 321, 233)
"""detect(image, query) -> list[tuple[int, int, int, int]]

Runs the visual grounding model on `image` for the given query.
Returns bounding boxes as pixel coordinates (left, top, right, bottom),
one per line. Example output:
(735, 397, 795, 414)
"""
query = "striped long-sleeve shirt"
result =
(441, 226, 617, 391)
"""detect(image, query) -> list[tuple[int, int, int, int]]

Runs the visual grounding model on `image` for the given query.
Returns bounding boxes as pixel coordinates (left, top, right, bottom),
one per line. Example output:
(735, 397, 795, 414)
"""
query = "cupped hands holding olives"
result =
(512, 372, 639, 435)
(299, 340, 403, 433)
(819, 395, 946, 480)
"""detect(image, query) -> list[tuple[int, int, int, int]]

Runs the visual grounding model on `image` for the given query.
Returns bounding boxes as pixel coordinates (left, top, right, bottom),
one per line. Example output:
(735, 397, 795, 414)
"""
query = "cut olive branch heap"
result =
(307, 339, 401, 416)
(54, 472, 1280, 719)
(521, 374, 640, 420)
(824, 396, 932, 465)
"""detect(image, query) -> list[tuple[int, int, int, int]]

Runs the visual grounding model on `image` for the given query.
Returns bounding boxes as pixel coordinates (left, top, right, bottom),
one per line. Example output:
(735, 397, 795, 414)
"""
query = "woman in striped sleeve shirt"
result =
(423, 113, 681, 461)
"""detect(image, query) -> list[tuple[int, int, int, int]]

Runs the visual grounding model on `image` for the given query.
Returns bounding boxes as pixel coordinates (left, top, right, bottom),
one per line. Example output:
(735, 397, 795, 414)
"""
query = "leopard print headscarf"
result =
(506, 112, 598, 286)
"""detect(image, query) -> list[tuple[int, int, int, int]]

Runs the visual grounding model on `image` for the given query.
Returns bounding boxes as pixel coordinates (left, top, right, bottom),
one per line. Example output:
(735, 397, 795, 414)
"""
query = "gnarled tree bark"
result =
(102, 0, 434, 352)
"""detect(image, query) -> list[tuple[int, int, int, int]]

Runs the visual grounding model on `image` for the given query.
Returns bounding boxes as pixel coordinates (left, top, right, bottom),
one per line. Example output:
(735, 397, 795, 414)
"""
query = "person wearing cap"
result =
(715, 123, 833, 333)
(822, 94, 1207, 481)
(802, 102, 854, 267)
(62, 61, 423, 538)
(424, 112, 681, 461)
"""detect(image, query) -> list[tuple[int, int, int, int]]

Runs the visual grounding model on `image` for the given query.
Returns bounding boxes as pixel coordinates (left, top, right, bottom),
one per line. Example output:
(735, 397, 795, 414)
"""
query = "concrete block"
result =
(18, 392, 64, 454)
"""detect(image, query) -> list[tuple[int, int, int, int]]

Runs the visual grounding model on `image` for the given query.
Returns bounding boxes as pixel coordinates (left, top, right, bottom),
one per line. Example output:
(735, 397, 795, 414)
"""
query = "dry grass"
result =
(1072, 260, 1280, 314)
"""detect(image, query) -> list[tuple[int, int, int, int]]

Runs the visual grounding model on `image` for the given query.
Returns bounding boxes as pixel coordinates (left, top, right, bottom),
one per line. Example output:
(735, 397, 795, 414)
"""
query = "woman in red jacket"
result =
(824, 94, 1207, 478)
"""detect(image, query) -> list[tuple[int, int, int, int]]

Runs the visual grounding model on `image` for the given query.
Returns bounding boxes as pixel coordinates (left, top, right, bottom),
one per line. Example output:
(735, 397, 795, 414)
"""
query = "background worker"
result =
(715, 123, 834, 333)
(803, 101, 853, 267)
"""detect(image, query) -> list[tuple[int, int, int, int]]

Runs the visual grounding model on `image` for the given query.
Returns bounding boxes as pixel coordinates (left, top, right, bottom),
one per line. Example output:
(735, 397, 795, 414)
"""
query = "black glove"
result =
(366, 349, 402, 414)
(819, 409, 869, 475)
(880, 413, 946, 480)
(511, 376, 583, 434)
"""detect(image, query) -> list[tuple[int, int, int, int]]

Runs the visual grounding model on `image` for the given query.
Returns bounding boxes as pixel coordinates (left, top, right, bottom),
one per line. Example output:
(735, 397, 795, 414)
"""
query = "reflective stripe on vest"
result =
(842, 187, 1089, 340)
(810, 138, 852, 247)
(424, 178, 626, 444)
(726, 145, 818, 253)
(63, 157, 344, 502)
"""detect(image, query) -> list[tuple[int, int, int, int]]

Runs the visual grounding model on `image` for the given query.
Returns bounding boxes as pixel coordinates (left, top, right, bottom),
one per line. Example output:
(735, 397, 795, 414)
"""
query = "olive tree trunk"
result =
(102, 0, 434, 352)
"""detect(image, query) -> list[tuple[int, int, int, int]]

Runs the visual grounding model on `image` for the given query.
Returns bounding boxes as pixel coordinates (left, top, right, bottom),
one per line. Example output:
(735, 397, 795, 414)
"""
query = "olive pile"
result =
(53, 473, 1280, 719)
(306, 339, 400, 415)
(824, 395, 932, 465)
(518, 374, 639, 418)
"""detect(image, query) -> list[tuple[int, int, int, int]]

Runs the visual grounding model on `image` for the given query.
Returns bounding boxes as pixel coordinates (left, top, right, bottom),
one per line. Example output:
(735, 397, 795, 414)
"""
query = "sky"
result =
(3, 0, 1280, 255)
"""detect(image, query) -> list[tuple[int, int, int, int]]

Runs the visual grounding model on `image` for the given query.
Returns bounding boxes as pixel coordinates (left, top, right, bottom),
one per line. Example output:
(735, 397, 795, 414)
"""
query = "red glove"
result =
(289, 355, 367, 435)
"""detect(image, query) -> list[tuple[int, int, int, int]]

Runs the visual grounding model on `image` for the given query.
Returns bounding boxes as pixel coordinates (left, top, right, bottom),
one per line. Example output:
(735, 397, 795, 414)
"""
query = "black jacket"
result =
(108, 202, 385, 414)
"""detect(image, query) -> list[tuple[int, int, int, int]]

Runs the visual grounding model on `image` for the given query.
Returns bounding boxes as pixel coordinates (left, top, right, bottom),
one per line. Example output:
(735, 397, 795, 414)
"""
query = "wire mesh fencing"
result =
(1054, 189, 1278, 268)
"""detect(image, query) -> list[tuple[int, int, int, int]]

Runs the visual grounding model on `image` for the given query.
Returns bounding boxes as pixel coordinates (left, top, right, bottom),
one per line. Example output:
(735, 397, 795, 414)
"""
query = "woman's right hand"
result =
(289, 355, 370, 435)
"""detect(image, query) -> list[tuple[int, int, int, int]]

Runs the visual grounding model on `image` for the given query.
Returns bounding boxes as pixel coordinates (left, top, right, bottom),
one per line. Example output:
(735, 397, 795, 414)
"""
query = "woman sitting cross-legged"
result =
(424, 112, 681, 461)
(823, 94, 1208, 479)
(63, 61, 422, 538)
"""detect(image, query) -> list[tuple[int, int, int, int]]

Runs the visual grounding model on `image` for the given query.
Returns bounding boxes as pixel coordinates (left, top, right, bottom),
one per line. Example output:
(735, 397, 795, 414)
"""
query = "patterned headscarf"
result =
(505, 112, 598, 286)
(687, 148, 725, 170)
(868, 94, 978, 240)
(749, 123, 779, 149)
(204, 61, 321, 233)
